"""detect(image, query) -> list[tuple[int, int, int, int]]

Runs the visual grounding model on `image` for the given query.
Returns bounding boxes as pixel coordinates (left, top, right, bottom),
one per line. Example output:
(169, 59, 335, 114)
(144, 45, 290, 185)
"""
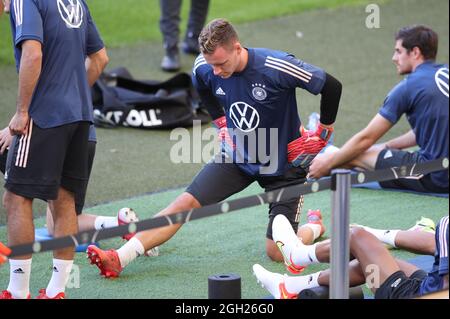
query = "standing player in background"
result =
(0, 127, 140, 239)
(159, 0, 210, 72)
(1, 0, 108, 299)
(310, 25, 449, 194)
(86, 18, 342, 279)
(0, 0, 11, 269)
(0, 0, 139, 239)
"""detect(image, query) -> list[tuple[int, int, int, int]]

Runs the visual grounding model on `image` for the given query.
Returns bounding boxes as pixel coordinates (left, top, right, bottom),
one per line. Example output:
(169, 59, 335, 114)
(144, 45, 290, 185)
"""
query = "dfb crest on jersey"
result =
(252, 83, 267, 101)
(57, 0, 83, 29)
(435, 67, 449, 98)
(229, 102, 260, 132)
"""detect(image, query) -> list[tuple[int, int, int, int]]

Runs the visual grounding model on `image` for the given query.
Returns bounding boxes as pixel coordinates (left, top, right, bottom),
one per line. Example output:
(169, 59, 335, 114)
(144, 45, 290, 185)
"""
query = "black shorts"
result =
(1, 140, 95, 214)
(186, 155, 307, 239)
(375, 269, 427, 299)
(375, 149, 448, 193)
(4, 120, 91, 206)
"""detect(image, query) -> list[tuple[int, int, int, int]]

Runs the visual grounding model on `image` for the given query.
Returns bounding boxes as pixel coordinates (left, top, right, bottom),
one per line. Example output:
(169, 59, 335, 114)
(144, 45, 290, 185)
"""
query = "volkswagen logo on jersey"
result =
(229, 102, 260, 132)
(252, 83, 267, 101)
(57, 0, 83, 29)
(435, 67, 449, 98)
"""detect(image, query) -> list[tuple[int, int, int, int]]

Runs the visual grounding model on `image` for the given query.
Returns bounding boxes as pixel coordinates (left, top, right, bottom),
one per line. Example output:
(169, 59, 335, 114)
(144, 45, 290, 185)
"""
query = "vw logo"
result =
(435, 67, 449, 98)
(229, 102, 260, 132)
(57, 0, 83, 29)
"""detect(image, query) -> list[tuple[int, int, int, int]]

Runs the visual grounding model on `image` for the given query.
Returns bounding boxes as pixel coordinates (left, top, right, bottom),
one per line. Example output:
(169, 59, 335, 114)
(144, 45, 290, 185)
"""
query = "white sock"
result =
(46, 259, 73, 298)
(7, 259, 32, 299)
(94, 216, 118, 230)
(285, 271, 321, 294)
(292, 242, 319, 265)
(273, 214, 319, 267)
(117, 237, 145, 268)
(360, 226, 400, 247)
(304, 223, 322, 241)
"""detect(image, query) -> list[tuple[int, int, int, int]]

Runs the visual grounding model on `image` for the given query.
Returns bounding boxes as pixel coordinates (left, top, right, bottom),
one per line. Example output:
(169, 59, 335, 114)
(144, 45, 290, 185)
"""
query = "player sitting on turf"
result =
(309, 25, 448, 194)
(253, 215, 448, 299)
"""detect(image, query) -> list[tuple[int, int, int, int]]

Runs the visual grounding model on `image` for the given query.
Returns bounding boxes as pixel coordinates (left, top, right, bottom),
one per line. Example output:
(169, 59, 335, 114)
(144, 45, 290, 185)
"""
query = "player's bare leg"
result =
(394, 230, 435, 255)
(2, 190, 33, 298)
(3, 191, 34, 256)
(87, 192, 201, 277)
(46, 207, 97, 236)
(48, 187, 78, 260)
(135, 192, 201, 248)
(346, 144, 385, 170)
(42, 187, 77, 298)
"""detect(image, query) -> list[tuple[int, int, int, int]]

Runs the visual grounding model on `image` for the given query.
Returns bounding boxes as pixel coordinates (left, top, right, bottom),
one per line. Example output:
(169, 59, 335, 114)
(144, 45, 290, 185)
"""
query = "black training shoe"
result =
(161, 53, 181, 72)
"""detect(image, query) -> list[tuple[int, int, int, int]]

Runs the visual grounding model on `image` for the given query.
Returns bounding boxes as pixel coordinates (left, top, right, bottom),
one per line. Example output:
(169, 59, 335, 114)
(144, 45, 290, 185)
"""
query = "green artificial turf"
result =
(0, 183, 447, 298)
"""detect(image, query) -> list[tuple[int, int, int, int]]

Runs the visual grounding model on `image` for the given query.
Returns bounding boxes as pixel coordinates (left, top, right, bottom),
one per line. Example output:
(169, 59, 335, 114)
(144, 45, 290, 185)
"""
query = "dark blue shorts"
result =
(186, 154, 307, 239)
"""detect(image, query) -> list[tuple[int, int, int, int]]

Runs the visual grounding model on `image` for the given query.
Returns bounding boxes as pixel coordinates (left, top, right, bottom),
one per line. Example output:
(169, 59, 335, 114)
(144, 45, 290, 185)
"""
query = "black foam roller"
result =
(208, 273, 241, 299)
(298, 286, 364, 299)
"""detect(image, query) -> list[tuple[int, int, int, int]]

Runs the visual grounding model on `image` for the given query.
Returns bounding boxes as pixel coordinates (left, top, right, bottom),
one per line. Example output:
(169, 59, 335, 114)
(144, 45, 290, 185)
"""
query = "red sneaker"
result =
(36, 289, 65, 299)
(86, 245, 122, 278)
(0, 290, 31, 299)
(307, 209, 326, 237)
(117, 207, 139, 241)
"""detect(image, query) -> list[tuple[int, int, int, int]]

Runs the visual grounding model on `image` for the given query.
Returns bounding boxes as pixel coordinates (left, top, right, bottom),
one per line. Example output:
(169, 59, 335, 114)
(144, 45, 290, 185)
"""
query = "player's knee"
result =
(170, 192, 201, 213)
(266, 241, 283, 262)
(2, 191, 16, 211)
(350, 226, 373, 251)
(350, 226, 367, 241)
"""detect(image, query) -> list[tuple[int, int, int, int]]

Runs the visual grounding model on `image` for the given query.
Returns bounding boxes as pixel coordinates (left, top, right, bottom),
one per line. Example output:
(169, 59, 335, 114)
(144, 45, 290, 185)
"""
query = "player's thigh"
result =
(350, 227, 402, 287)
(186, 157, 254, 206)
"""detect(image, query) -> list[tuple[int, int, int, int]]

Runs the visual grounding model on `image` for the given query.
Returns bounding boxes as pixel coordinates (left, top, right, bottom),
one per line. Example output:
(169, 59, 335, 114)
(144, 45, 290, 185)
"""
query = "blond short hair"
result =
(199, 18, 239, 54)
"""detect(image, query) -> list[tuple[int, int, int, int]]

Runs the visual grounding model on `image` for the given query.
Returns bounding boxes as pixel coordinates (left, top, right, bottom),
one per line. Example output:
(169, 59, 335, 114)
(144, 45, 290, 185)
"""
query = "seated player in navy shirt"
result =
(310, 25, 449, 194)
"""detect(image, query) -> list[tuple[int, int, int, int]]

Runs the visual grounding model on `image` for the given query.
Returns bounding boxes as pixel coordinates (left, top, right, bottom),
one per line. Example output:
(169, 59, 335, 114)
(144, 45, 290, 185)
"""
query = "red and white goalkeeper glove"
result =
(287, 124, 334, 169)
(0, 242, 11, 265)
(213, 116, 235, 153)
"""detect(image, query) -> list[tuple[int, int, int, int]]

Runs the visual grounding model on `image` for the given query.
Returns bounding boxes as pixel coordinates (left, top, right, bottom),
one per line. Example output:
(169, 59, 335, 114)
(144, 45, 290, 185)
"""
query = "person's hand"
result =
(287, 123, 333, 170)
(308, 152, 334, 179)
(213, 116, 235, 153)
(0, 127, 13, 154)
(0, 242, 11, 265)
(9, 111, 29, 136)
